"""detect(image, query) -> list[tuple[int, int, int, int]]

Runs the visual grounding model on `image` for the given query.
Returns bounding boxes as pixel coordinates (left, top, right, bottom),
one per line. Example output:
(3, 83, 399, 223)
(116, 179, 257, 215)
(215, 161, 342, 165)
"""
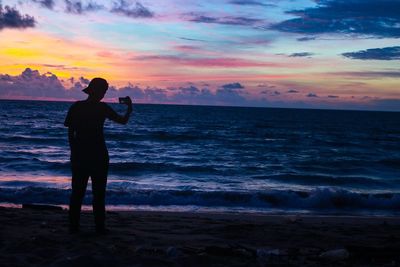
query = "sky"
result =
(0, 0, 399, 111)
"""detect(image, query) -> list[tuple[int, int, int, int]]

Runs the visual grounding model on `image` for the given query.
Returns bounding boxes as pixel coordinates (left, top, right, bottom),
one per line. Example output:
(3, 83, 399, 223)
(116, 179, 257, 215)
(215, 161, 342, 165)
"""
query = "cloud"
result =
(188, 14, 263, 26)
(0, 68, 250, 106)
(329, 71, 400, 79)
(133, 83, 247, 106)
(173, 45, 202, 52)
(287, 89, 299, 93)
(215, 83, 247, 104)
(29, 0, 154, 19)
(327, 95, 339, 98)
(257, 83, 276, 89)
(261, 90, 280, 96)
(220, 82, 244, 90)
(0, 5, 36, 30)
(178, 37, 207, 42)
(111, 0, 154, 18)
(170, 86, 215, 105)
(41, 64, 81, 70)
(169, 84, 257, 106)
(342, 46, 400, 60)
(0, 68, 68, 98)
(133, 55, 278, 68)
(31, 0, 55, 9)
(289, 52, 314, 57)
(64, 0, 104, 14)
(228, 0, 273, 7)
(297, 36, 317, 42)
(1, 69, 399, 111)
(271, 90, 280, 96)
(270, 0, 400, 38)
(306, 93, 318, 97)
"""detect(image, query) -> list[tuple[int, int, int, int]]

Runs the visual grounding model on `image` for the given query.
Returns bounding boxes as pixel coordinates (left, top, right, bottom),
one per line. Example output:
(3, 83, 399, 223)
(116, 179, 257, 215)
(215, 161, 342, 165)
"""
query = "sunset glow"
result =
(0, 0, 399, 110)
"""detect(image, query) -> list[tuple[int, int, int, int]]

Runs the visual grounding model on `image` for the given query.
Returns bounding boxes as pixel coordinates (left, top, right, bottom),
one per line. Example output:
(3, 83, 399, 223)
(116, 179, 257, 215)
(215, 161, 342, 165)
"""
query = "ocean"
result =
(0, 100, 399, 215)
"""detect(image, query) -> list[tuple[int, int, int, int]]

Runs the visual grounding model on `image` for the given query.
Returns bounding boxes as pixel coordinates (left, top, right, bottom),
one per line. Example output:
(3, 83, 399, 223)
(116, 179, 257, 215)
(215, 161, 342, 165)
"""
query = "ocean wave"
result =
(0, 187, 399, 212)
(0, 135, 62, 145)
(0, 157, 221, 175)
(253, 173, 395, 188)
(0, 157, 69, 173)
(1, 156, 398, 188)
(378, 158, 400, 169)
(108, 162, 219, 174)
(105, 131, 208, 142)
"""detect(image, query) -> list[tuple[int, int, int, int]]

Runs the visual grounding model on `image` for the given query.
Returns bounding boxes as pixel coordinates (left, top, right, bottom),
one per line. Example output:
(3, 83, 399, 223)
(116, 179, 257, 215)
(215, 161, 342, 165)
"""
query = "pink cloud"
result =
(172, 45, 203, 52)
(133, 55, 280, 68)
(96, 51, 115, 58)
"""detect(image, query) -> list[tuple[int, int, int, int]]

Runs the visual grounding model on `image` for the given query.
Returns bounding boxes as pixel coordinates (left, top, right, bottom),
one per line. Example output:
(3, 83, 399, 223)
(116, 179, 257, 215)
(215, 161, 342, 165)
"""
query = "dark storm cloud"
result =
(31, 0, 55, 9)
(111, 0, 154, 18)
(289, 52, 314, 57)
(0, 5, 36, 30)
(270, 0, 400, 38)
(188, 14, 263, 26)
(64, 0, 104, 14)
(342, 46, 400, 60)
(228, 0, 273, 7)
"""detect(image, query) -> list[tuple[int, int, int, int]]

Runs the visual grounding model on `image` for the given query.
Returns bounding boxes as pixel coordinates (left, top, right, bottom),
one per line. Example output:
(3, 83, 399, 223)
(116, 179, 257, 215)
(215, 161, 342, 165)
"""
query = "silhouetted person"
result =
(64, 78, 132, 234)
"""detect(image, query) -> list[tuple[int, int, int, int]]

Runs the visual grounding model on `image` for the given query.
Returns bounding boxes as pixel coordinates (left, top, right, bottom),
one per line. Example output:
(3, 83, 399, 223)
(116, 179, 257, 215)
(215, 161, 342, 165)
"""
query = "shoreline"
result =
(2, 202, 400, 218)
(1, 206, 400, 266)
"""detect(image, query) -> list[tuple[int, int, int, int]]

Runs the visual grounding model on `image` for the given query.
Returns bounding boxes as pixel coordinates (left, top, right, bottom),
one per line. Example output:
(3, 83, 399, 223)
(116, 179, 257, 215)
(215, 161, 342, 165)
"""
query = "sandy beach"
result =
(0, 206, 399, 266)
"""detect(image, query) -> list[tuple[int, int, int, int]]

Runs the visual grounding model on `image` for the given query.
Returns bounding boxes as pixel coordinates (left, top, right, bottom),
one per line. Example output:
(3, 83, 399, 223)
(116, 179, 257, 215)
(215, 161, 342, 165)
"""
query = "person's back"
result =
(66, 100, 113, 162)
(64, 78, 132, 234)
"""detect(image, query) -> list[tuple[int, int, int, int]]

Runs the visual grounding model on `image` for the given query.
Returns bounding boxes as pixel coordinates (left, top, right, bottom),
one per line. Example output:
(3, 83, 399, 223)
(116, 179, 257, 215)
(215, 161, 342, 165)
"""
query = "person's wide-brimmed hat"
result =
(82, 78, 108, 95)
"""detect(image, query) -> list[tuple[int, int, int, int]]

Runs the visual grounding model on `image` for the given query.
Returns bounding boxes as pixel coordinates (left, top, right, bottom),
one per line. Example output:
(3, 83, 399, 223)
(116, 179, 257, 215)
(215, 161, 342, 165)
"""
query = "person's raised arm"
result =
(105, 96, 133, 125)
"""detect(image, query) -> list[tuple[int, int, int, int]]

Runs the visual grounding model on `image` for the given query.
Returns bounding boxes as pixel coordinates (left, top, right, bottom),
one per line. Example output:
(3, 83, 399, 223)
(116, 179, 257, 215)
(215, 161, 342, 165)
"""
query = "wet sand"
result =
(1, 206, 399, 266)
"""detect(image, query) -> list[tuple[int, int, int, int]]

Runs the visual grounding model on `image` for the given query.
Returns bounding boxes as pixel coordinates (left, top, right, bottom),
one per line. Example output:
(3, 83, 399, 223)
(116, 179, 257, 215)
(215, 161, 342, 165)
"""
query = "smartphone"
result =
(119, 97, 130, 104)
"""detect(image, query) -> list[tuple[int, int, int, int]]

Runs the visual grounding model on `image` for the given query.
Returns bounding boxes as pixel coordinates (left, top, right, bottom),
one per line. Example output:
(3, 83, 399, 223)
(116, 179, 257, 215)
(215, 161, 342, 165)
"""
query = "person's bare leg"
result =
(69, 164, 89, 232)
(91, 162, 108, 233)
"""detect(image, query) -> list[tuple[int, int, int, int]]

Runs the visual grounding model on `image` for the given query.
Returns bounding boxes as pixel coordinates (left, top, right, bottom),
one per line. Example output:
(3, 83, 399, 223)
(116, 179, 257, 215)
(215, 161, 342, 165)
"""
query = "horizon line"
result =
(0, 97, 398, 113)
